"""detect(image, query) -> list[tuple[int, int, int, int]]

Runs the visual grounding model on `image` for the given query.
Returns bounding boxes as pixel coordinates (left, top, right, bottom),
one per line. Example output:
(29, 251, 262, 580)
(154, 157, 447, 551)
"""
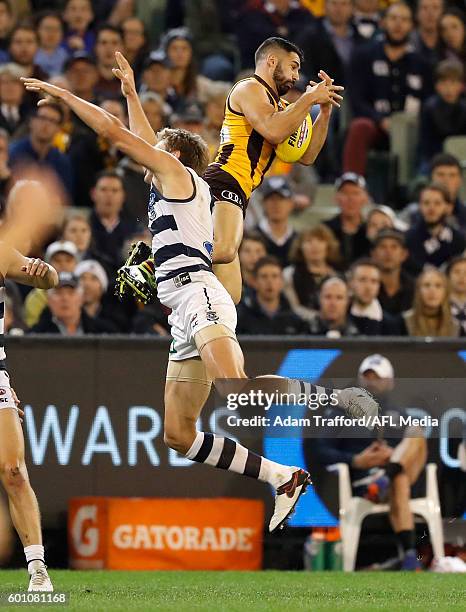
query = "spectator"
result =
(75, 258, 124, 330)
(170, 102, 205, 135)
(90, 170, 140, 275)
(8, 23, 49, 111)
(255, 176, 297, 267)
(9, 101, 74, 199)
(238, 230, 267, 294)
(94, 24, 124, 100)
(62, 0, 96, 55)
(411, 0, 443, 67)
(61, 212, 92, 259)
(447, 255, 466, 335)
(400, 153, 466, 231)
(31, 271, 117, 335)
(418, 60, 466, 171)
(140, 92, 167, 134)
(371, 229, 415, 316)
(439, 7, 466, 65)
(236, 256, 309, 335)
(64, 51, 99, 103)
(309, 276, 359, 336)
(139, 50, 177, 112)
(366, 205, 399, 242)
(162, 27, 218, 110)
(35, 11, 68, 76)
(353, 0, 381, 40)
(0, 128, 10, 208)
(306, 354, 427, 571)
(298, 0, 363, 87)
(121, 16, 148, 82)
(324, 173, 371, 269)
(343, 2, 432, 175)
(24, 239, 78, 328)
(348, 258, 403, 335)
(283, 224, 340, 319)
(130, 299, 170, 336)
(201, 86, 229, 161)
(235, 0, 314, 69)
(0, 0, 13, 56)
(0, 63, 28, 138)
(405, 183, 466, 272)
(403, 267, 460, 336)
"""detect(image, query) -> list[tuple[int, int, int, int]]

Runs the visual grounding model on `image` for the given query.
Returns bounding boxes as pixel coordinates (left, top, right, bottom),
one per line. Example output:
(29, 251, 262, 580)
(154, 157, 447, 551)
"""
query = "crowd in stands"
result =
(2, 0, 466, 339)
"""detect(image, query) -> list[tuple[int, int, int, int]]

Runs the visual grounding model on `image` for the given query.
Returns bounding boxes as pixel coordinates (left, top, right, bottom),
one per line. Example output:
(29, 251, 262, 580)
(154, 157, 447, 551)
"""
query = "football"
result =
(275, 114, 313, 163)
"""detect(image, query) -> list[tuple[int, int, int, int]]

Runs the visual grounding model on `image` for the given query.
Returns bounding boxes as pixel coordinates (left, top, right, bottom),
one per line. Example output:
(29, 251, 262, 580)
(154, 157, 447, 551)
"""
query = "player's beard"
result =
(273, 63, 293, 96)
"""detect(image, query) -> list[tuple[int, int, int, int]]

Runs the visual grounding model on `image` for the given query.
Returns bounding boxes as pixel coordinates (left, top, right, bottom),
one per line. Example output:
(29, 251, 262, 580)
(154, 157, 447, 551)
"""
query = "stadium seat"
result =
(389, 112, 419, 187)
(328, 462, 445, 571)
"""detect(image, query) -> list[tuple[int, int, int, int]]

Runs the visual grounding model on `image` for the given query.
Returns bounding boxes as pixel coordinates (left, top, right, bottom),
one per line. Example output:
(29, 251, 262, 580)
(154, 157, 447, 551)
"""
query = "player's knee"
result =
(0, 461, 27, 493)
(163, 425, 192, 455)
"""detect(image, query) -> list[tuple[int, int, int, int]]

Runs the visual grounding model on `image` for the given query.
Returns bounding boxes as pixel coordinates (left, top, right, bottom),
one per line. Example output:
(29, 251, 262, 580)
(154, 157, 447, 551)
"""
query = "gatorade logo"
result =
(71, 505, 99, 557)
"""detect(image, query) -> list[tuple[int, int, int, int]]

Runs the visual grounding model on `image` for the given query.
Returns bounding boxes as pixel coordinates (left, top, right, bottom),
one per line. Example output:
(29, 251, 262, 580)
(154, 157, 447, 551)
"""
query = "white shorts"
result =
(157, 271, 237, 361)
(0, 370, 17, 410)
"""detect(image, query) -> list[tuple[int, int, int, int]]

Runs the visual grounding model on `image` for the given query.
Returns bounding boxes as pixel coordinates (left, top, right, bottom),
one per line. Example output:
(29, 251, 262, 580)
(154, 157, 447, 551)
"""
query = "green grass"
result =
(0, 570, 464, 611)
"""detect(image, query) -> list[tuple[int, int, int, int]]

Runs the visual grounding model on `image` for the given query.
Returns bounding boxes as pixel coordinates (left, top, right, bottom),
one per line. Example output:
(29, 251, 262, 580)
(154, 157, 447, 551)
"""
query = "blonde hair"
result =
(405, 267, 458, 337)
(289, 224, 341, 267)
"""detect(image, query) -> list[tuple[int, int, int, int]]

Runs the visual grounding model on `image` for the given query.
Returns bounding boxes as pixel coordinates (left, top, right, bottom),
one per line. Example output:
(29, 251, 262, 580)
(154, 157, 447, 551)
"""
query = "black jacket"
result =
(236, 293, 309, 335)
(324, 215, 371, 270)
(30, 307, 118, 335)
(419, 95, 466, 165)
(348, 36, 433, 122)
(405, 219, 466, 273)
(349, 311, 405, 336)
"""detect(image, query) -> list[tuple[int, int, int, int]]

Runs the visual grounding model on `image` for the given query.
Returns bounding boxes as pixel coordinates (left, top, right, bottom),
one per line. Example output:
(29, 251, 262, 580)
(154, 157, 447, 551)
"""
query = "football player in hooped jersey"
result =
(23, 76, 378, 532)
(111, 42, 343, 303)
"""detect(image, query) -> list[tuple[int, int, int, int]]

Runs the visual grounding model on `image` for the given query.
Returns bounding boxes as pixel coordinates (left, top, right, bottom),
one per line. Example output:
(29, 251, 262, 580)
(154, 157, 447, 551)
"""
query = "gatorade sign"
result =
(68, 497, 264, 570)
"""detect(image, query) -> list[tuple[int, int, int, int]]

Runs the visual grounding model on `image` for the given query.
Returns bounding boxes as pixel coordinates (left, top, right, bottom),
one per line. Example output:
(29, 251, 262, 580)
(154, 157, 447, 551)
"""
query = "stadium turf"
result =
(0, 570, 464, 611)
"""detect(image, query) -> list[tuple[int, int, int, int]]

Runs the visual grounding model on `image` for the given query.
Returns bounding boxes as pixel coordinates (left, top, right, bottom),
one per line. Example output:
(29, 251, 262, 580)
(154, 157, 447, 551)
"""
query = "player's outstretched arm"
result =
(0, 244, 58, 289)
(113, 51, 157, 146)
(235, 78, 343, 145)
(22, 78, 193, 197)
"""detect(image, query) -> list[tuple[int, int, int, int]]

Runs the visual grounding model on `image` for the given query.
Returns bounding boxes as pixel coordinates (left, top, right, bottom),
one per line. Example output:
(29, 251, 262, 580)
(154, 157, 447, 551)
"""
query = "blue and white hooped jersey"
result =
(148, 167, 214, 284)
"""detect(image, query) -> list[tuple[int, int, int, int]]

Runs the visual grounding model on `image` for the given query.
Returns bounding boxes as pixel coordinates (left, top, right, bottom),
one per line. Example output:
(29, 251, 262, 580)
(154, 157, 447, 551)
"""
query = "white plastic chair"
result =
(327, 463, 444, 571)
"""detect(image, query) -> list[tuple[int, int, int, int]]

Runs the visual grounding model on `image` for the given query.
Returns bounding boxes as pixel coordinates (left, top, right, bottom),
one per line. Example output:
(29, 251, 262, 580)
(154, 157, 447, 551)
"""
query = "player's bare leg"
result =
(0, 407, 53, 590)
(212, 201, 244, 305)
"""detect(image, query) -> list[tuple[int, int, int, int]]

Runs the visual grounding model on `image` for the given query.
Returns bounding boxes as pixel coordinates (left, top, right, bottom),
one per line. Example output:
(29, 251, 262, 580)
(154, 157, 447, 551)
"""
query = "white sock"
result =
(24, 544, 45, 573)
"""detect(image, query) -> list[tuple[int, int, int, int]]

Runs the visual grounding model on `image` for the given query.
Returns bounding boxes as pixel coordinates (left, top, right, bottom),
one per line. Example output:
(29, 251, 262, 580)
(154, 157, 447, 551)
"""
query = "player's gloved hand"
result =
(114, 241, 157, 304)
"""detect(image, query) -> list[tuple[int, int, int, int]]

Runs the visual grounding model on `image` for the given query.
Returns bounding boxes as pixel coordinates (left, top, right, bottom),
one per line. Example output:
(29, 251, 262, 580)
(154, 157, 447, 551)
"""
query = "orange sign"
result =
(68, 497, 264, 570)
(68, 497, 108, 569)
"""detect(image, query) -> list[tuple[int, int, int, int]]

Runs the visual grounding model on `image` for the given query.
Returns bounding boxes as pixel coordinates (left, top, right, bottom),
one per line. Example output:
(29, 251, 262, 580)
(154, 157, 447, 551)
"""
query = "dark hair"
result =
(8, 22, 38, 45)
(0, 0, 11, 15)
(348, 257, 381, 279)
(420, 181, 452, 204)
(435, 59, 464, 82)
(94, 169, 124, 187)
(157, 127, 209, 175)
(35, 10, 64, 30)
(240, 231, 267, 250)
(430, 152, 462, 174)
(385, 1, 413, 18)
(164, 30, 197, 97)
(440, 8, 466, 60)
(96, 23, 122, 41)
(446, 254, 466, 276)
(253, 255, 282, 277)
(34, 101, 65, 124)
(255, 37, 304, 65)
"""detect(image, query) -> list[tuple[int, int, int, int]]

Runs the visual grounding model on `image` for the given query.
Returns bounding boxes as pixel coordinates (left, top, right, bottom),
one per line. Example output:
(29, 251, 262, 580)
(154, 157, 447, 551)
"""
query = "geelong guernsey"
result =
(147, 167, 214, 284)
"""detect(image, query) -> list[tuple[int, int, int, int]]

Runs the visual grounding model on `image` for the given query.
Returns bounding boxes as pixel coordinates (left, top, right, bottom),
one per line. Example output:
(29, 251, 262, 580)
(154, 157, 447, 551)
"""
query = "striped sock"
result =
(185, 431, 293, 488)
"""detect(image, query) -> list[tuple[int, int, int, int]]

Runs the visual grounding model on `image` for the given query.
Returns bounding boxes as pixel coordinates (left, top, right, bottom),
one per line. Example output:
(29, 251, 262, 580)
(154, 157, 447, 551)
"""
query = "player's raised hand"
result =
(21, 77, 65, 104)
(21, 258, 50, 278)
(113, 51, 136, 98)
(308, 78, 343, 109)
